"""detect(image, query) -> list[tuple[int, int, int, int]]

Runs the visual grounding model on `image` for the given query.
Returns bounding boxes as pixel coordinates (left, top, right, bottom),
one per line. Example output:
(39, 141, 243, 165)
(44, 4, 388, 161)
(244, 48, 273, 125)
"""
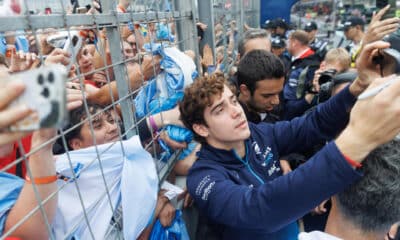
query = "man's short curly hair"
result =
(179, 73, 226, 144)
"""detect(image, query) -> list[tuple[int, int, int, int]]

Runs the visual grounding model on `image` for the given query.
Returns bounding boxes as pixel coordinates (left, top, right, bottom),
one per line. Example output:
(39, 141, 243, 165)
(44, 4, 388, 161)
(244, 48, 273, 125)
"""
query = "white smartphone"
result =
(47, 31, 83, 69)
(5, 64, 67, 131)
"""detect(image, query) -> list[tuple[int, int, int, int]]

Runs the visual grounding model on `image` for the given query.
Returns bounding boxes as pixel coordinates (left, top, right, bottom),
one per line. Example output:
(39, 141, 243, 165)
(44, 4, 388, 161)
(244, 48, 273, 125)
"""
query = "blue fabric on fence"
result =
(158, 126, 195, 162)
(134, 44, 196, 118)
(134, 44, 197, 162)
(149, 210, 190, 240)
(53, 136, 158, 239)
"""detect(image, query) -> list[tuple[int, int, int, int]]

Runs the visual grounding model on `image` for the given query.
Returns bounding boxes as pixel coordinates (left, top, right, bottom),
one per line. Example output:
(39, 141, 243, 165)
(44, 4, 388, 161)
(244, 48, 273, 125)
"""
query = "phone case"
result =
(7, 64, 67, 131)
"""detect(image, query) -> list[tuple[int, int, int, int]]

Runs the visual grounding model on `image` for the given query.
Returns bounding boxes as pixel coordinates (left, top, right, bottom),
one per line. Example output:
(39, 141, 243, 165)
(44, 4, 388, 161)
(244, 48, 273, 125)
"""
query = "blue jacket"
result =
(283, 52, 320, 120)
(187, 86, 362, 240)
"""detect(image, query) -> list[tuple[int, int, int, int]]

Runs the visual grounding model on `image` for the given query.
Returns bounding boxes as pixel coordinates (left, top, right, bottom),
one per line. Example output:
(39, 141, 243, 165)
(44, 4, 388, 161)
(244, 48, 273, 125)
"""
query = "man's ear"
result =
(69, 138, 82, 150)
(319, 61, 326, 70)
(192, 123, 209, 138)
(239, 84, 251, 98)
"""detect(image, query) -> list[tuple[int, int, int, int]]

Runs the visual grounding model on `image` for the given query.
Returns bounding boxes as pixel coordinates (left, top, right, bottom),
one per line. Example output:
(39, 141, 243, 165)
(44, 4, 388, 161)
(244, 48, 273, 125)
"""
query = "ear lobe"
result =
(69, 138, 82, 150)
(193, 124, 209, 138)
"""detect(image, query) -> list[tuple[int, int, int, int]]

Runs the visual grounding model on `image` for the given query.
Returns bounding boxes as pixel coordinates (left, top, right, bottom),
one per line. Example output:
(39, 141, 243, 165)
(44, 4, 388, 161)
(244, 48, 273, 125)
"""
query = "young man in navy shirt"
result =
(178, 40, 400, 240)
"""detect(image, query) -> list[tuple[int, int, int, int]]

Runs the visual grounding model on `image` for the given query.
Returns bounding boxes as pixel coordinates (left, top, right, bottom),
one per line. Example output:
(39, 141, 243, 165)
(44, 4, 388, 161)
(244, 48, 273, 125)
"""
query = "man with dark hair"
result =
(178, 41, 400, 240)
(237, 29, 271, 59)
(284, 30, 320, 120)
(237, 49, 285, 123)
(299, 140, 400, 240)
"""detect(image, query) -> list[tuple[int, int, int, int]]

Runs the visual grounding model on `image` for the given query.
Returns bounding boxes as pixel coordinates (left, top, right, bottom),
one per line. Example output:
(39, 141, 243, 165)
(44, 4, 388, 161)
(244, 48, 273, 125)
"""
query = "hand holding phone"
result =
(3, 64, 67, 131)
(46, 31, 83, 69)
(0, 75, 32, 145)
(63, 31, 83, 68)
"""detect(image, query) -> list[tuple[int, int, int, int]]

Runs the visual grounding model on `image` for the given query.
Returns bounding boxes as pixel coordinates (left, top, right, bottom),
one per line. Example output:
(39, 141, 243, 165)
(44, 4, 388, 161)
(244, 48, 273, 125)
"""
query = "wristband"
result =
(149, 115, 158, 133)
(343, 154, 362, 168)
(5, 47, 15, 58)
(26, 175, 57, 185)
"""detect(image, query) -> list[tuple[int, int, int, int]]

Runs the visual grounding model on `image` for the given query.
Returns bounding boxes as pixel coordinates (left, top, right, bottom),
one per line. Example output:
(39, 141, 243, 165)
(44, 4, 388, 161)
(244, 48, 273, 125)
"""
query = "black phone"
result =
(376, 0, 398, 19)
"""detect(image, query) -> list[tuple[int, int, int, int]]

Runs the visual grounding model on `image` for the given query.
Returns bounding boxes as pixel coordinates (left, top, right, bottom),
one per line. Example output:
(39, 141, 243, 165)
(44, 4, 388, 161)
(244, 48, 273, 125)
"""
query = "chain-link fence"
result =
(0, 0, 260, 239)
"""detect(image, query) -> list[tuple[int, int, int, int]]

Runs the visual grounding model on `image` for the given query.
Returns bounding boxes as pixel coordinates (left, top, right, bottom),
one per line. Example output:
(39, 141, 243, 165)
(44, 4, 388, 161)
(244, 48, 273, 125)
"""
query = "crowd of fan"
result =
(1, 0, 400, 239)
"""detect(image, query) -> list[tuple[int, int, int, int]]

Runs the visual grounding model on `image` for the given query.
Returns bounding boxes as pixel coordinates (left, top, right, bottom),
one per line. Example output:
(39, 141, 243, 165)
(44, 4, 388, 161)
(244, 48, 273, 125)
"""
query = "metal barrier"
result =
(0, 0, 260, 239)
(198, 0, 260, 74)
(0, 0, 197, 239)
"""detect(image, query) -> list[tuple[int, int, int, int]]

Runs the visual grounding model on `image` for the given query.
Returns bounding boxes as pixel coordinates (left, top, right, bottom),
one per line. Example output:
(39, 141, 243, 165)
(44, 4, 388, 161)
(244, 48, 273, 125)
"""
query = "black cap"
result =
(271, 37, 286, 48)
(263, 19, 276, 30)
(274, 18, 289, 29)
(304, 21, 317, 32)
(342, 17, 365, 31)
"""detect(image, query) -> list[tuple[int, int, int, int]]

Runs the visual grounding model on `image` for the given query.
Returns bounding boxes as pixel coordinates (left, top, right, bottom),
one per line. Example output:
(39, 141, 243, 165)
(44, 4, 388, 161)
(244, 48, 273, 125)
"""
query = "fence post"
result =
(198, 0, 216, 65)
(174, 0, 201, 72)
(100, 0, 137, 137)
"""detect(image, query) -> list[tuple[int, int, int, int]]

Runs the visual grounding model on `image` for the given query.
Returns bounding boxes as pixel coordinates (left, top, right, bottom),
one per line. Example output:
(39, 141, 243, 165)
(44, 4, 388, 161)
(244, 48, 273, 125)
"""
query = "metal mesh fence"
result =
(0, 0, 259, 239)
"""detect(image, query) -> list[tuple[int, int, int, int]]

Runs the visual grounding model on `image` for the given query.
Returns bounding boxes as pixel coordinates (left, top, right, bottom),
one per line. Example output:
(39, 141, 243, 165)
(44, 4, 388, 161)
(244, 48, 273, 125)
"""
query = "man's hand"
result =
(363, 5, 400, 45)
(279, 159, 292, 175)
(140, 55, 161, 80)
(311, 68, 323, 93)
(65, 82, 85, 111)
(0, 78, 32, 146)
(158, 202, 176, 227)
(351, 40, 391, 96)
(159, 131, 187, 150)
(45, 48, 71, 66)
(201, 44, 214, 67)
(9, 50, 40, 72)
(336, 75, 400, 163)
(311, 199, 329, 215)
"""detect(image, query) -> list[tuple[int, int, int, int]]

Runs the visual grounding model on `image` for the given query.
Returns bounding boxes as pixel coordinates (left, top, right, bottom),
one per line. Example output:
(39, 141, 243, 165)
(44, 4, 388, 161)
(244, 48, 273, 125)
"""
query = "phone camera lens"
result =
(48, 72, 54, 83)
(41, 87, 50, 98)
(38, 74, 44, 85)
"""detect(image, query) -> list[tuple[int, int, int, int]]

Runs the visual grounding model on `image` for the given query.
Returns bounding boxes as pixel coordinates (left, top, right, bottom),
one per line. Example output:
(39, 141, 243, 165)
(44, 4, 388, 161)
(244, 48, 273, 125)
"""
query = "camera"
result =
(305, 69, 337, 95)
(318, 69, 337, 86)
(319, 71, 357, 103)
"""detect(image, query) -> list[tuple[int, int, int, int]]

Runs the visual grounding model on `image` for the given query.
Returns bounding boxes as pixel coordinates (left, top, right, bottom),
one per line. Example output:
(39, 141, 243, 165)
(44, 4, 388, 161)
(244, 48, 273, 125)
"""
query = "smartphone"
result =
(376, 0, 399, 19)
(62, 31, 83, 69)
(77, 7, 87, 14)
(47, 31, 82, 56)
(5, 65, 67, 131)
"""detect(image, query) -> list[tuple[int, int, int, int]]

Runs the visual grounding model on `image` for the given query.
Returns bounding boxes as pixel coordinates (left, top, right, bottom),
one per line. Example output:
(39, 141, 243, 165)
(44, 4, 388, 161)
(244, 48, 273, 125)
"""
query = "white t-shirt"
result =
(298, 231, 343, 240)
